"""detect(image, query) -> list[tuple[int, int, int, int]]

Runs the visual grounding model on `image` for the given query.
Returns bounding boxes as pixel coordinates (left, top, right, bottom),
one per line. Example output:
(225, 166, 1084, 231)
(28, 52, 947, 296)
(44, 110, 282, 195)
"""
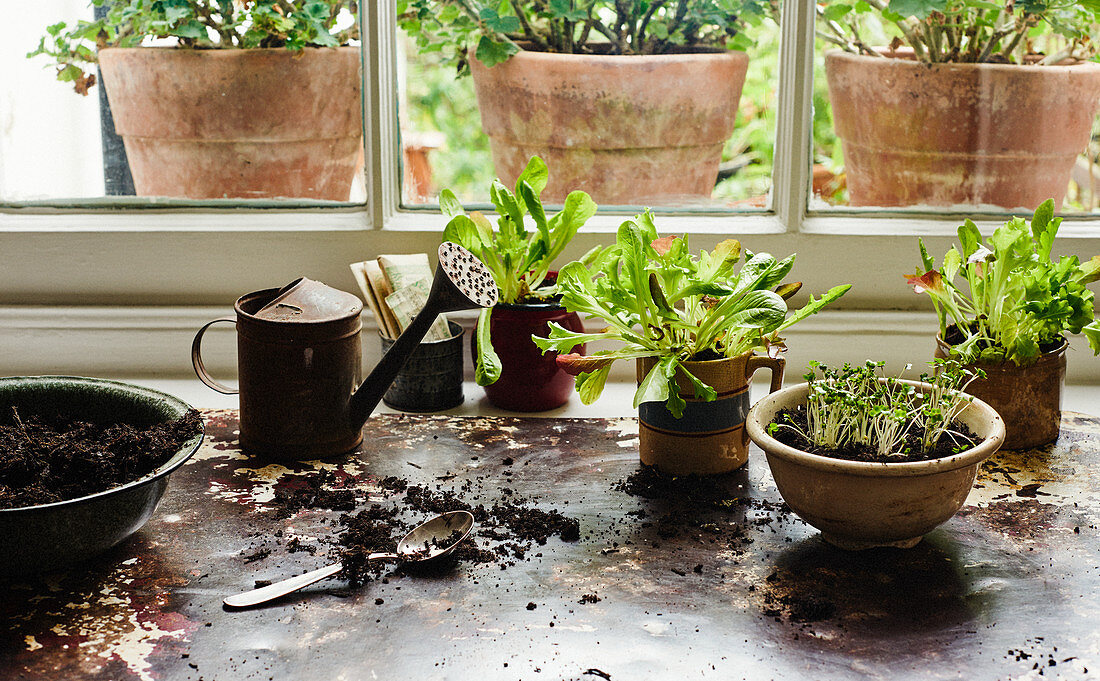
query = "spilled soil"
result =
(0, 407, 202, 509)
(265, 468, 580, 587)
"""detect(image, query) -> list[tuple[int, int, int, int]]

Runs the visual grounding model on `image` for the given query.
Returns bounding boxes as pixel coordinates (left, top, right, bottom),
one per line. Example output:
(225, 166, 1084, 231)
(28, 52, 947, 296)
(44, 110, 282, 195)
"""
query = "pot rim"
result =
(935, 332, 1069, 367)
(492, 299, 567, 311)
(638, 349, 754, 368)
(746, 378, 1005, 477)
(823, 47, 1100, 72)
(99, 45, 359, 55)
(0, 376, 204, 514)
(379, 320, 465, 344)
(486, 47, 749, 65)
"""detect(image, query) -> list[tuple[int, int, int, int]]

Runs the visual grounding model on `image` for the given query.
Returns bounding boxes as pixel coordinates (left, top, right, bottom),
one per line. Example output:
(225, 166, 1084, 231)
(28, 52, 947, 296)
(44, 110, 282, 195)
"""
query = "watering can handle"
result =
(746, 355, 785, 394)
(191, 318, 239, 395)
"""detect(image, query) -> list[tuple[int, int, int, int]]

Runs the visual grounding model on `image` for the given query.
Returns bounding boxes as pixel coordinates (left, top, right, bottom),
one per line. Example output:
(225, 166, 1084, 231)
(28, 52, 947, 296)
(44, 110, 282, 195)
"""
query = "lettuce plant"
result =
(768, 359, 984, 458)
(818, 0, 1100, 65)
(29, 0, 358, 95)
(532, 212, 851, 417)
(908, 199, 1100, 366)
(441, 156, 597, 385)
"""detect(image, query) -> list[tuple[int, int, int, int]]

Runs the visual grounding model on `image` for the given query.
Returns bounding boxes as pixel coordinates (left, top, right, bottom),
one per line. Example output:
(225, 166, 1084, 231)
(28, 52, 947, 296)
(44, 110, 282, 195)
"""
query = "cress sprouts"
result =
(768, 359, 985, 458)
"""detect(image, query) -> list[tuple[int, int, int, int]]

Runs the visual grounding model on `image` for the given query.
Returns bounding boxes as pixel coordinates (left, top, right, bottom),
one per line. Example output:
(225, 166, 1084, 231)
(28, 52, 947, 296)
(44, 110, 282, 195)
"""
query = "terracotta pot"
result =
(935, 336, 1067, 450)
(469, 49, 748, 205)
(637, 352, 785, 475)
(747, 380, 1006, 550)
(825, 50, 1100, 209)
(98, 47, 363, 200)
(473, 303, 585, 412)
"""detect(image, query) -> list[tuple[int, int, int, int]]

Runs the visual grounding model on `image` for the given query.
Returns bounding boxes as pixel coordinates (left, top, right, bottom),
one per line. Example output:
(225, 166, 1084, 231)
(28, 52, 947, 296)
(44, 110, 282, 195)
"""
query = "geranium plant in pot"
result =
(908, 199, 1100, 448)
(399, 0, 775, 205)
(28, 0, 362, 201)
(746, 360, 1005, 550)
(533, 211, 851, 475)
(441, 156, 597, 411)
(818, 0, 1100, 209)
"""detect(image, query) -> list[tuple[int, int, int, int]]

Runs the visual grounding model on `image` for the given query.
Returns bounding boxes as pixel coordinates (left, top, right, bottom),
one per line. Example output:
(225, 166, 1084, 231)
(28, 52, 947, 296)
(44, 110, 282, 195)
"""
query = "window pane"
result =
(397, 3, 780, 211)
(811, 5, 1100, 215)
(2, 1, 364, 205)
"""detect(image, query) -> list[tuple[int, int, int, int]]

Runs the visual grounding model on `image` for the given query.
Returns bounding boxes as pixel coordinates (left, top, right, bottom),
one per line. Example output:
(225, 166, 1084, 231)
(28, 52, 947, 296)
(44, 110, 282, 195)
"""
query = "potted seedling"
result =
(442, 156, 597, 411)
(908, 199, 1100, 448)
(746, 360, 1005, 550)
(533, 212, 851, 475)
(818, 1, 1100, 209)
(399, 0, 776, 205)
(28, 0, 362, 201)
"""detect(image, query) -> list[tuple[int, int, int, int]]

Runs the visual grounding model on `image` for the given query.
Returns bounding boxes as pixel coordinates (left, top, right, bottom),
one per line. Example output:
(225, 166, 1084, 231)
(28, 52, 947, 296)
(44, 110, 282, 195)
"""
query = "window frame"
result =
(2, 0, 1099, 311)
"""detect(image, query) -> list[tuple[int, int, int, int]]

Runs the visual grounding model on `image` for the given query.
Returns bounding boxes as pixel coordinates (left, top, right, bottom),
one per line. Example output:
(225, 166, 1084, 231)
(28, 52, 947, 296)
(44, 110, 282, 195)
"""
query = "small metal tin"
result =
(381, 321, 464, 412)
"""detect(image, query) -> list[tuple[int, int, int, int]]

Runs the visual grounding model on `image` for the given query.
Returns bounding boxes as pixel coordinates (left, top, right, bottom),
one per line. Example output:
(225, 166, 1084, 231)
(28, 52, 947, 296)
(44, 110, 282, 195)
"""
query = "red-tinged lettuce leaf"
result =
(906, 270, 944, 295)
(556, 353, 614, 376)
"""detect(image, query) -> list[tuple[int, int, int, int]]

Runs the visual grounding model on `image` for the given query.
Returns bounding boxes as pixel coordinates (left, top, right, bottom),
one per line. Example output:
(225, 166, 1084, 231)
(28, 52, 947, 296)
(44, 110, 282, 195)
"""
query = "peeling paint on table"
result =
(1, 410, 1099, 680)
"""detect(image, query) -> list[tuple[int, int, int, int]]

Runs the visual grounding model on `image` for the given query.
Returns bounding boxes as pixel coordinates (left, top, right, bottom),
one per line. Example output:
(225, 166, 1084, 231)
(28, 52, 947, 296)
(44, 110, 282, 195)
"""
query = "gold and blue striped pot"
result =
(636, 352, 785, 475)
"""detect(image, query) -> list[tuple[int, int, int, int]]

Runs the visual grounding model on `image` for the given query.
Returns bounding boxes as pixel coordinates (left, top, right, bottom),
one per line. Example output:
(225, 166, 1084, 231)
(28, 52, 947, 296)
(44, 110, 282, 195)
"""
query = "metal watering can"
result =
(191, 243, 498, 459)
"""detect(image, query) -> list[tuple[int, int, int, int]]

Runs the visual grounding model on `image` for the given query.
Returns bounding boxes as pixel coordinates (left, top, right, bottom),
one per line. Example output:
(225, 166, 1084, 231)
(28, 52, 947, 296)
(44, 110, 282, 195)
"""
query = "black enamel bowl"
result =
(0, 376, 204, 577)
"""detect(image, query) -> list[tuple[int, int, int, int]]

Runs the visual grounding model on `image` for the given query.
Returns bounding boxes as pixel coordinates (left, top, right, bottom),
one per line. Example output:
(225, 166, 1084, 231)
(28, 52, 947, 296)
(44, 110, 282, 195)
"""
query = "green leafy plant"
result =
(398, 0, 777, 75)
(441, 156, 597, 385)
(818, 0, 1100, 64)
(531, 213, 851, 416)
(28, 0, 358, 94)
(908, 199, 1100, 366)
(767, 359, 984, 458)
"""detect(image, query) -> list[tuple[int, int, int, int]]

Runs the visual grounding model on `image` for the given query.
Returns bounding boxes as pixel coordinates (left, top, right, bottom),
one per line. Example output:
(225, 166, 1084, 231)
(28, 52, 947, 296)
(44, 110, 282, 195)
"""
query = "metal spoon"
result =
(223, 510, 475, 608)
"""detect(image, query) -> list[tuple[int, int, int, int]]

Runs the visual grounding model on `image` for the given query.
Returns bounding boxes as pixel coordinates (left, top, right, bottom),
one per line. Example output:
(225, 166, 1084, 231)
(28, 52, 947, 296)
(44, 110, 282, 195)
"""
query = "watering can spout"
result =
(345, 243, 498, 429)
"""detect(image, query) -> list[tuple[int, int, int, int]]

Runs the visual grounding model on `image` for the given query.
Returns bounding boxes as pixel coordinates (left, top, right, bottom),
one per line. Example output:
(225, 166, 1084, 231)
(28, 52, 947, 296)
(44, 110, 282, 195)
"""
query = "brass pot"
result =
(935, 336, 1067, 450)
(636, 352, 784, 475)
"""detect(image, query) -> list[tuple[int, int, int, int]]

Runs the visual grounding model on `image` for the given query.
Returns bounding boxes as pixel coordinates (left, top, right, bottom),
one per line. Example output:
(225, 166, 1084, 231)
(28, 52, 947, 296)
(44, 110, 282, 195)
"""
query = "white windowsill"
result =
(124, 377, 1099, 420)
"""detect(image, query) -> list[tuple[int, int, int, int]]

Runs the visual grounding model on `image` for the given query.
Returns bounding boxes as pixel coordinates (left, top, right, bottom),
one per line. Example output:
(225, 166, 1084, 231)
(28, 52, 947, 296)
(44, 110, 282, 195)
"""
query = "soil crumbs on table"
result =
(771, 406, 979, 463)
(265, 469, 580, 587)
(0, 407, 202, 509)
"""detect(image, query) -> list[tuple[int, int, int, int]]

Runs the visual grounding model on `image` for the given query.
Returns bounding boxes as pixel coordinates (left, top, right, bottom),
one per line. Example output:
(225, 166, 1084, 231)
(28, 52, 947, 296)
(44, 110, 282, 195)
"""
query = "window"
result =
(2, 1, 1098, 328)
(396, 10, 780, 211)
(810, 3, 1100, 216)
(3, 0, 363, 205)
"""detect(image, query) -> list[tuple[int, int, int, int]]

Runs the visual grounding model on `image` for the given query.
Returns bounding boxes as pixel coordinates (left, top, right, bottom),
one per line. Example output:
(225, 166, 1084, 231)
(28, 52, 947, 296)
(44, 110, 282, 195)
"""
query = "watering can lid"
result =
(254, 277, 363, 323)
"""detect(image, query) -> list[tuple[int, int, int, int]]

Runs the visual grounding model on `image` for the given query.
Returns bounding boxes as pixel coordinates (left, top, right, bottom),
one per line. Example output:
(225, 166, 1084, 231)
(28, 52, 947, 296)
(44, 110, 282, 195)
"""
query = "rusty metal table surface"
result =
(2, 409, 1100, 681)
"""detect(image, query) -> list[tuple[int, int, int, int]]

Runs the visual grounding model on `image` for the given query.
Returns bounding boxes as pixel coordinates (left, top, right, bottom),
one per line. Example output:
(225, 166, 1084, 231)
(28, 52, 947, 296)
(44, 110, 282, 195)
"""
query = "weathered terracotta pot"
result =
(470, 49, 748, 205)
(935, 336, 1067, 450)
(474, 302, 585, 412)
(98, 47, 363, 200)
(747, 380, 1006, 550)
(637, 352, 784, 475)
(826, 50, 1100, 209)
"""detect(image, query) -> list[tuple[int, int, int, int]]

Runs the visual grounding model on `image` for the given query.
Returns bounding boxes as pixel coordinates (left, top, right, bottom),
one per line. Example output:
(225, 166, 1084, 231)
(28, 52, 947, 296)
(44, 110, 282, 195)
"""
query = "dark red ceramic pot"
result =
(473, 302, 586, 412)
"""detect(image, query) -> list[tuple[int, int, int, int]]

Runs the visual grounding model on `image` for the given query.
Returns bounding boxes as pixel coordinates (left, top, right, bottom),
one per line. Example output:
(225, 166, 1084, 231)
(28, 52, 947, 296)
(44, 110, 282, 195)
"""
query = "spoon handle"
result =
(224, 562, 345, 608)
(223, 552, 403, 609)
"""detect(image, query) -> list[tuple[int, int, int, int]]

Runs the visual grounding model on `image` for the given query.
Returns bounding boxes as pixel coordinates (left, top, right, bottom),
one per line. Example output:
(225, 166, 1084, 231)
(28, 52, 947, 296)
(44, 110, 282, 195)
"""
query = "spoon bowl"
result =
(397, 510, 476, 563)
(223, 510, 475, 608)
